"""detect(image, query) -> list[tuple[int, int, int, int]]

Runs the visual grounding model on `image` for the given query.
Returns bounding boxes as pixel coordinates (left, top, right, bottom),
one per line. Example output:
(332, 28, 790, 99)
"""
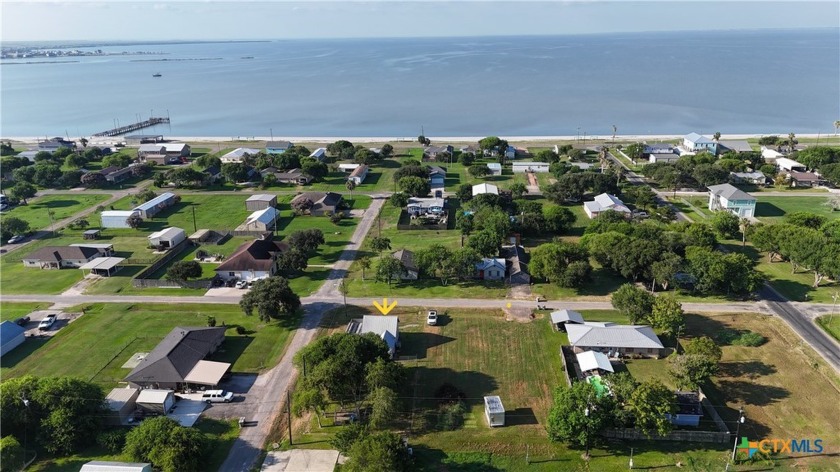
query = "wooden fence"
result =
(601, 428, 730, 444)
(131, 239, 191, 286)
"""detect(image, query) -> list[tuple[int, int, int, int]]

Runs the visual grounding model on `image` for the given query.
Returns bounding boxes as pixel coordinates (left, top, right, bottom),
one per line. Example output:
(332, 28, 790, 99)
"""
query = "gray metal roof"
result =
(484, 395, 505, 414)
(133, 192, 175, 212)
(1, 321, 26, 345)
(360, 315, 399, 353)
(566, 324, 663, 349)
(707, 183, 755, 202)
(684, 132, 713, 144)
(125, 327, 226, 385)
(550, 309, 584, 324)
(247, 194, 277, 202)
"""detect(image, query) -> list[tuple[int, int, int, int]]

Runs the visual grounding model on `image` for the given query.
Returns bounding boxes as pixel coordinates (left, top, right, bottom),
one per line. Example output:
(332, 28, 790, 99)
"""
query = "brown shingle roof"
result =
(125, 326, 226, 384)
(216, 239, 288, 273)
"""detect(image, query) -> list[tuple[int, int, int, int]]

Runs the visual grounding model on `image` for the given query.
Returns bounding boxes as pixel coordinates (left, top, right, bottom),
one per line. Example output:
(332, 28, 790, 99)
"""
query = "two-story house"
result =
(708, 183, 756, 218)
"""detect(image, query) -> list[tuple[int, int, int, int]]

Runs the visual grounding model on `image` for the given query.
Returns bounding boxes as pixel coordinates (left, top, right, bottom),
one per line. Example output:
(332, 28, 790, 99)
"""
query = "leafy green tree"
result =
(52, 169, 79, 189)
(467, 164, 491, 178)
(124, 416, 208, 472)
(389, 192, 409, 208)
(64, 153, 87, 169)
(102, 153, 133, 168)
(291, 196, 313, 215)
(370, 236, 392, 253)
(796, 146, 838, 170)
(669, 354, 718, 390)
(343, 432, 411, 472)
(368, 387, 398, 429)
(452, 247, 482, 280)
(239, 276, 301, 321)
(195, 154, 222, 169)
(611, 283, 654, 324)
(1, 217, 30, 240)
(530, 242, 592, 288)
(415, 244, 454, 283)
(301, 159, 328, 181)
(650, 295, 685, 337)
(547, 381, 613, 447)
(685, 336, 722, 361)
(393, 164, 428, 183)
(398, 176, 430, 197)
(292, 387, 327, 427)
(535, 149, 560, 163)
(458, 152, 475, 166)
(466, 229, 500, 257)
(277, 248, 309, 275)
(509, 182, 528, 199)
(650, 252, 682, 291)
(456, 212, 474, 238)
(166, 167, 205, 187)
(376, 256, 404, 286)
(624, 143, 646, 162)
(221, 162, 249, 183)
(629, 380, 676, 437)
(365, 358, 406, 391)
(327, 140, 354, 157)
(543, 206, 576, 234)
(287, 229, 325, 254)
(80, 171, 106, 188)
(455, 183, 473, 202)
(166, 261, 202, 283)
(785, 211, 827, 230)
(354, 148, 379, 165)
(359, 256, 372, 280)
(33, 163, 62, 187)
(684, 246, 765, 294)
(0, 436, 25, 472)
(478, 136, 507, 153)
(684, 222, 718, 248)
(330, 423, 368, 454)
(710, 210, 740, 239)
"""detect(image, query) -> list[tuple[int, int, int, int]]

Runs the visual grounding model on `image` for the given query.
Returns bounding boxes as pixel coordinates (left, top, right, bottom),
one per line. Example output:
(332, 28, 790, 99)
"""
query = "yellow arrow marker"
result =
(373, 298, 398, 315)
(506, 302, 511, 308)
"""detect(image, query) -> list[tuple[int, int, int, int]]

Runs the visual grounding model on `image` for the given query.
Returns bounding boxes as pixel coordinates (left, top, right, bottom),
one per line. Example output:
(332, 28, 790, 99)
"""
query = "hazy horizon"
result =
(2, 1, 838, 42)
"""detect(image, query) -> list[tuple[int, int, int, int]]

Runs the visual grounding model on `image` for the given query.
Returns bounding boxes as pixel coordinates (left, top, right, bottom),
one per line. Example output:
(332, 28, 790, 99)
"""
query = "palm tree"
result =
(345, 179, 356, 199)
(739, 218, 752, 248)
(713, 132, 721, 142)
(834, 120, 840, 136)
(788, 132, 796, 153)
(612, 125, 617, 143)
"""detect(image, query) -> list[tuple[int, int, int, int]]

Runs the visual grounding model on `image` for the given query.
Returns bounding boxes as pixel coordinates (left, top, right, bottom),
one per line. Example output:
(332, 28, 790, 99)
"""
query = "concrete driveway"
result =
(167, 399, 206, 427)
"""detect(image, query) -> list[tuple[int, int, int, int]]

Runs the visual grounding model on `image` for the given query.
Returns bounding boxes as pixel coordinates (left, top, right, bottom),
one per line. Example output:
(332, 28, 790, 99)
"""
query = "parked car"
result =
(427, 310, 438, 326)
(7, 235, 25, 244)
(38, 314, 57, 330)
(235, 280, 248, 289)
(14, 316, 30, 326)
(201, 390, 234, 403)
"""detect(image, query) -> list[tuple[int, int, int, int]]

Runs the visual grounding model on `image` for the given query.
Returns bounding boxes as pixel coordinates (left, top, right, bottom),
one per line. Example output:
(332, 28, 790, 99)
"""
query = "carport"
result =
(79, 257, 125, 277)
(184, 360, 231, 387)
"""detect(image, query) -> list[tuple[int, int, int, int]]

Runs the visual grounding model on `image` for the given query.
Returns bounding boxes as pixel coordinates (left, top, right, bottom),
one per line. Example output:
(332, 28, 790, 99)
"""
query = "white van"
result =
(201, 390, 234, 403)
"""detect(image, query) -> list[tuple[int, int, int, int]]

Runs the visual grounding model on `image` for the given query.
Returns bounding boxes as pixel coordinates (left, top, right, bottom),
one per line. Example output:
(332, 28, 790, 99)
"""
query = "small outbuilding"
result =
(80, 462, 152, 472)
(246, 194, 277, 211)
(136, 389, 176, 415)
(484, 396, 505, 427)
(133, 192, 176, 219)
(79, 257, 125, 277)
(148, 227, 186, 249)
(101, 210, 140, 229)
(83, 229, 101, 240)
(576, 350, 615, 375)
(486, 163, 502, 176)
(0, 321, 27, 358)
(237, 207, 280, 232)
(550, 309, 585, 331)
(512, 162, 550, 173)
(105, 387, 140, 425)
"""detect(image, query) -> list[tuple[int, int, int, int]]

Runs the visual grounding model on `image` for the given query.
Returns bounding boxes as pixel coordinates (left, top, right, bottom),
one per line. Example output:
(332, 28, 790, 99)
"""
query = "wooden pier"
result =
(92, 117, 170, 137)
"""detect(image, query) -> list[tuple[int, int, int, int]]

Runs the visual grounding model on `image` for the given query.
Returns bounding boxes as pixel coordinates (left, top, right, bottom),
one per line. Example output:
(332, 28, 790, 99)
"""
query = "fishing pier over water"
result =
(93, 117, 170, 137)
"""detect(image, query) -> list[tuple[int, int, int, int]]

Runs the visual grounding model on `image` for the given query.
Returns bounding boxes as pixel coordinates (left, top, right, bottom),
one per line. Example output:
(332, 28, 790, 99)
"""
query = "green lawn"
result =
(1, 303, 300, 385)
(755, 196, 840, 223)
(1, 194, 110, 231)
(816, 315, 840, 342)
(0, 302, 51, 321)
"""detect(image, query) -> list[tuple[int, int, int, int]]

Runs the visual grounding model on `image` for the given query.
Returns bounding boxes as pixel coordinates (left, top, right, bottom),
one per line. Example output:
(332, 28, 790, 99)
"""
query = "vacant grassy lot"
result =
(0, 302, 51, 321)
(1, 194, 110, 231)
(816, 315, 840, 342)
(625, 312, 840, 464)
(755, 196, 840, 223)
(0, 303, 300, 386)
(288, 308, 747, 471)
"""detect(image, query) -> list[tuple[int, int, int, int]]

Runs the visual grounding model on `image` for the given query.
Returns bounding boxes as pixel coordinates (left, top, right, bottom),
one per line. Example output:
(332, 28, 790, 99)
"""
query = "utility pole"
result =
(287, 390, 293, 445)
(730, 407, 746, 462)
(191, 206, 197, 233)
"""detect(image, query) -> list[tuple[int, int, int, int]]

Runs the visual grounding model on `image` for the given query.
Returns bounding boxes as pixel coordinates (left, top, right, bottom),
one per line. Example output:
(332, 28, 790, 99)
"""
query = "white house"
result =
(348, 164, 369, 185)
(707, 183, 756, 218)
(512, 161, 550, 173)
(220, 147, 262, 163)
(101, 210, 139, 229)
(309, 148, 327, 161)
(583, 193, 631, 219)
(338, 163, 361, 172)
(761, 146, 785, 162)
(649, 153, 680, 164)
(567, 323, 665, 357)
(407, 197, 445, 216)
(730, 171, 766, 185)
(237, 207, 280, 232)
(776, 157, 807, 172)
(682, 133, 718, 154)
(215, 239, 288, 282)
(486, 163, 502, 176)
(359, 315, 400, 358)
(475, 258, 505, 280)
(147, 227, 186, 249)
(472, 183, 499, 196)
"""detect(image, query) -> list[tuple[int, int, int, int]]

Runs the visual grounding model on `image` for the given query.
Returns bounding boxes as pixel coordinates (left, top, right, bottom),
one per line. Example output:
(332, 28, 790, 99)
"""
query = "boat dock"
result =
(93, 117, 170, 137)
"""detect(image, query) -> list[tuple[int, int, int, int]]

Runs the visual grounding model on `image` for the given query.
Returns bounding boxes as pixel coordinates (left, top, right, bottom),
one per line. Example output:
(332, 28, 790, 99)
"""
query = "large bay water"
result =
(1, 29, 838, 138)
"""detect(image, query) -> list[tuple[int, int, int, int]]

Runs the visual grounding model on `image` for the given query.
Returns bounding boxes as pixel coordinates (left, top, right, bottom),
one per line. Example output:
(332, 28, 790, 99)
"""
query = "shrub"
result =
(436, 401, 466, 431)
(96, 429, 127, 454)
(732, 331, 767, 347)
(236, 326, 246, 335)
(206, 316, 216, 327)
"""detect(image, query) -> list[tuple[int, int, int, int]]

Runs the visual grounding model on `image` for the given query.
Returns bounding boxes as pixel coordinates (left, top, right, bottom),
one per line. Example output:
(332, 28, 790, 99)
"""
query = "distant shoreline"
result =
(4, 133, 835, 146)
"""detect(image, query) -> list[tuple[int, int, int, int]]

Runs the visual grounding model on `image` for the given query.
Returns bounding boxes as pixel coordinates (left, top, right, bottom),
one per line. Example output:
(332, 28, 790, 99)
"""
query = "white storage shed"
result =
(484, 395, 505, 427)
(80, 462, 152, 472)
(101, 210, 139, 229)
(148, 227, 186, 249)
(136, 389, 176, 415)
(0, 321, 26, 358)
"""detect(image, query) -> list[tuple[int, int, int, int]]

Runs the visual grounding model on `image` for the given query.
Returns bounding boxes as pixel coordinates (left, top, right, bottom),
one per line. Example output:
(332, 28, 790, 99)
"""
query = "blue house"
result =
(428, 166, 446, 197)
(265, 140, 293, 154)
(682, 133, 718, 155)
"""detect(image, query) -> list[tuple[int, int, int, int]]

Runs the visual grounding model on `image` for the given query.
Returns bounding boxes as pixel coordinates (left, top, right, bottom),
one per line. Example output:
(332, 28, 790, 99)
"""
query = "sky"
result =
(1, 1, 838, 42)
